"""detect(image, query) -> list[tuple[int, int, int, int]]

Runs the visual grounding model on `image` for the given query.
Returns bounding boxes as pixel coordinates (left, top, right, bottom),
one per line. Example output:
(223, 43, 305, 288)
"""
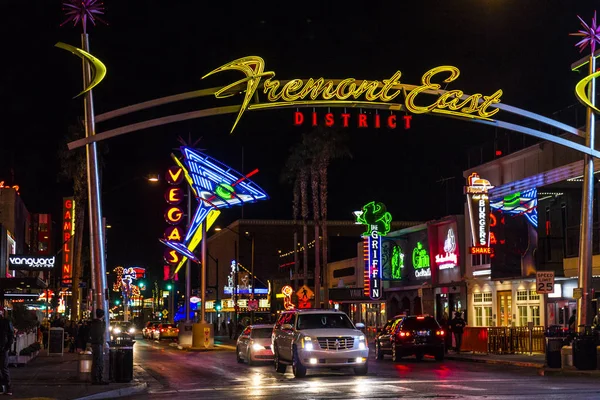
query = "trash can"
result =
(572, 330, 597, 371)
(545, 337, 564, 369)
(77, 353, 93, 381)
(108, 334, 135, 383)
(545, 325, 568, 369)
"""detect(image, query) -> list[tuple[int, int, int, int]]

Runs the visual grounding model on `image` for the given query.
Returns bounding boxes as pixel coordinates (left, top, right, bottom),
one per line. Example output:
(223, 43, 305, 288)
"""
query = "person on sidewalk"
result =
(450, 311, 466, 354)
(0, 308, 14, 395)
(89, 309, 108, 385)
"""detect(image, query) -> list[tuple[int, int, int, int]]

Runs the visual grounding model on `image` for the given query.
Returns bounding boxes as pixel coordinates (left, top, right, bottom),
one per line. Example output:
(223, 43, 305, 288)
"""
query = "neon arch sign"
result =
(57, 48, 597, 160)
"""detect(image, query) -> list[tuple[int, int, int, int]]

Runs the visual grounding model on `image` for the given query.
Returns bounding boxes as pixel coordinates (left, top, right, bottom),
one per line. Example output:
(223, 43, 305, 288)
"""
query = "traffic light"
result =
(215, 300, 221, 311)
(115, 300, 121, 305)
(166, 284, 172, 290)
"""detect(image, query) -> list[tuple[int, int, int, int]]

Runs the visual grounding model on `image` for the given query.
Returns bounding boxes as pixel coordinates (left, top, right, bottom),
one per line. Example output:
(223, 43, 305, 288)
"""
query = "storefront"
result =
(385, 223, 434, 317)
(428, 216, 467, 322)
(328, 287, 386, 339)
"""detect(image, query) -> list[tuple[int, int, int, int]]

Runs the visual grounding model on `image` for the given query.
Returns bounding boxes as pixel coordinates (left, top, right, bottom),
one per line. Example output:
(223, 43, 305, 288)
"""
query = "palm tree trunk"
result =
(293, 178, 300, 289)
(319, 157, 329, 308)
(311, 165, 321, 308)
(300, 168, 309, 288)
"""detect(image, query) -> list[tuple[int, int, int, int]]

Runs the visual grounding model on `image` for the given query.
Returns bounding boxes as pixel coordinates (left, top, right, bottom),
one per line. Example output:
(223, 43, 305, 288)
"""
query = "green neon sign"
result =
(354, 201, 392, 236)
(412, 242, 430, 269)
(215, 183, 235, 200)
(391, 244, 404, 279)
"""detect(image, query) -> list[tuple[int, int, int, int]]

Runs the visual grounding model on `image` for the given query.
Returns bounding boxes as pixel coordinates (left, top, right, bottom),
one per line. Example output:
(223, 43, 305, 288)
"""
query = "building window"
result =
(530, 305, 540, 326)
(484, 306, 493, 326)
(475, 307, 483, 326)
(529, 290, 540, 301)
(483, 292, 492, 302)
(517, 290, 528, 301)
(473, 293, 482, 303)
(518, 305, 528, 326)
(471, 254, 491, 266)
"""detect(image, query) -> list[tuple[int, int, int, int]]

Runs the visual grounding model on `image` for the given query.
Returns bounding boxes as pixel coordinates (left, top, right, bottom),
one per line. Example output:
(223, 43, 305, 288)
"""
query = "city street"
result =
(127, 337, 600, 400)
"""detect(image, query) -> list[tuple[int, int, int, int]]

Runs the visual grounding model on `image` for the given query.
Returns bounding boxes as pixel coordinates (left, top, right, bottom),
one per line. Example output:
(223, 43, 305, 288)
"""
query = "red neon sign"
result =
(469, 246, 492, 255)
(62, 198, 75, 286)
(293, 111, 411, 129)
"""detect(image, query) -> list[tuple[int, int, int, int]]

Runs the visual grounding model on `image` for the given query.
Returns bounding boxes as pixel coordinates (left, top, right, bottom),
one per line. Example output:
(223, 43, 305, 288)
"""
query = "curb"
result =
(445, 355, 544, 369)
(73, 382, 147, 400)
(187, 344, 235, 352)
(539, 367, 600, 377)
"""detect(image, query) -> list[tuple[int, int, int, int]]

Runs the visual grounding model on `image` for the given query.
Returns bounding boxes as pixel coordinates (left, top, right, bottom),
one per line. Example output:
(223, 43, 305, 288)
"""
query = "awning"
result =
(0, 277, 48, 290)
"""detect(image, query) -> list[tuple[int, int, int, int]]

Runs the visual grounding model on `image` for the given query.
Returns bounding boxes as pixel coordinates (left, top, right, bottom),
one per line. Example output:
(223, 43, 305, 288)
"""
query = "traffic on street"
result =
(123, 334, 600, 400)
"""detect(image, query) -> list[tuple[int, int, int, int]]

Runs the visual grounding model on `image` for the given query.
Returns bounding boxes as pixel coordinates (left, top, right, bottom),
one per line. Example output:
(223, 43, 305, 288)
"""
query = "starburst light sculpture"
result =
(571, 11, 600, 54)
(61, 0, 107, 33)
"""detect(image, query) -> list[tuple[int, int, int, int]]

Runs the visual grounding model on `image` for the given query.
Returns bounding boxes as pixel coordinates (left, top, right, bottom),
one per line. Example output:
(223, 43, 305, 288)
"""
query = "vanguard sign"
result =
(9, 255, 56, 270)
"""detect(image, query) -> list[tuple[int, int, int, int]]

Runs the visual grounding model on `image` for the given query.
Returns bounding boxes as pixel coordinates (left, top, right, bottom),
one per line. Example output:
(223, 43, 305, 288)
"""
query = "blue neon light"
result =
(162, 147, 269, 261)
(160, 239, 199, 262)
(223, 288, 269, 295)
(491, 188, 538, 228)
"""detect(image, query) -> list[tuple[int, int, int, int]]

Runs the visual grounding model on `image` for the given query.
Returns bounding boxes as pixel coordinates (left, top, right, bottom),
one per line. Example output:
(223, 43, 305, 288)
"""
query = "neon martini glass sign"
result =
(160, 147, 268, 268)
(435, 228, 458, 270)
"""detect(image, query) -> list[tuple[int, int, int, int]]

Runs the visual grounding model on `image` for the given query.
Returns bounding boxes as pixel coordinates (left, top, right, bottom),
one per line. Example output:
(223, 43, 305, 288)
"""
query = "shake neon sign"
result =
(203, 56, 503, 132)
(465, 173, 494, 254)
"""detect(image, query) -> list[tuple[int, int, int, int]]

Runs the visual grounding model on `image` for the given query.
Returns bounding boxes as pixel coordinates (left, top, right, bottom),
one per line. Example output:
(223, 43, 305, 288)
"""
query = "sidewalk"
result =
(9, 349, 147, 400)
(445, 350, 545, 368)
(446, 350, 600, 377)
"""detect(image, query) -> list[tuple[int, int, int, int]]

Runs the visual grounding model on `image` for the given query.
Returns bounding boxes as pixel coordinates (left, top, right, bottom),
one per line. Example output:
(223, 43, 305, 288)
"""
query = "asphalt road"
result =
(126, 338, 600, 400)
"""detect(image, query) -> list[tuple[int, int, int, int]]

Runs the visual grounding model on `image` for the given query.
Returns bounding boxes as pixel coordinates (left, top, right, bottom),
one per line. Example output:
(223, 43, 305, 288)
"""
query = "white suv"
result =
(271, 309, 369, 378)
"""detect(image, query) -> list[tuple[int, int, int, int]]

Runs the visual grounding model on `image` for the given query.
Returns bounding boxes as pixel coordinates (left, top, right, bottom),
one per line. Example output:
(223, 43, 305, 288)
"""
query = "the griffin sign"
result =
(354, 201, 392, 300)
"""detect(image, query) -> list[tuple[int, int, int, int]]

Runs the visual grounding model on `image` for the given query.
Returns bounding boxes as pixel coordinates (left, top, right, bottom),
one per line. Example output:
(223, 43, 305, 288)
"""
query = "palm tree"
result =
(311, 127, 351, 307)
(58, 119, 88, 320)
(282, 143, 310, 288)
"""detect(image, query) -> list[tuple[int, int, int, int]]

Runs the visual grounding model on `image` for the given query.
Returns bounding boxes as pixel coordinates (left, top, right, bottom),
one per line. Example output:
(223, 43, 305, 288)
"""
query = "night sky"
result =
(0, 1, 597, 283)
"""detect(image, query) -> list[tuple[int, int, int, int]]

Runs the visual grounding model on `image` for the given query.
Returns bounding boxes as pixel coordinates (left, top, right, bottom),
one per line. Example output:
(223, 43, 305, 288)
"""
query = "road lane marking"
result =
(436, 384, 486, 391)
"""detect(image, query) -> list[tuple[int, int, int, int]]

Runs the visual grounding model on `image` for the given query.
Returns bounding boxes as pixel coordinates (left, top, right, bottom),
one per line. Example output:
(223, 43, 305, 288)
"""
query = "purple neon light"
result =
(571, 11, 600, 54)
(61, 0, 107, 33)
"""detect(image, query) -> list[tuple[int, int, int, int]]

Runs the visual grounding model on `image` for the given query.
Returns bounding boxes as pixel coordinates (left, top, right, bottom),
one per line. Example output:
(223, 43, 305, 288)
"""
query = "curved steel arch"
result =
(67, 79, 597, 158)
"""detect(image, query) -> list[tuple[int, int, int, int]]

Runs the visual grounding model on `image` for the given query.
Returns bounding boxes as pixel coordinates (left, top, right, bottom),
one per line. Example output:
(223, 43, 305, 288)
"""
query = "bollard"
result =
(77, 353, 93, 381)
(561, 345, 573, 368)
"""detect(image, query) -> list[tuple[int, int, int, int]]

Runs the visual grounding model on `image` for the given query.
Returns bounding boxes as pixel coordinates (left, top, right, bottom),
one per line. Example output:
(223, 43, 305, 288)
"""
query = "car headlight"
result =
(114, 328, 121, 334)
(357, 335, 366, 350)
(128, 327, 135, 334)
(252, 343, 263, 351)
(303, 337, 314, 351)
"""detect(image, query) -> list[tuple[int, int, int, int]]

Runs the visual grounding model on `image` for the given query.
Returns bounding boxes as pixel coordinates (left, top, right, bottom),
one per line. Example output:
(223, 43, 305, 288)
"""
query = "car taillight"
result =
(160, 329, 164, 332)
(399, 331, 411, 337)
(175, 329, 179, 332)
(436, 330, 445, 336)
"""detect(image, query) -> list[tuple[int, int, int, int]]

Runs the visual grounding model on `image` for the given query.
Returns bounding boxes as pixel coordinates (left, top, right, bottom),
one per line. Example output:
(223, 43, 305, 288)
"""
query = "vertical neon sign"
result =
(354, 201, 392, 300)
(62, 197, 75, 287)
(465, 172, 494, 254)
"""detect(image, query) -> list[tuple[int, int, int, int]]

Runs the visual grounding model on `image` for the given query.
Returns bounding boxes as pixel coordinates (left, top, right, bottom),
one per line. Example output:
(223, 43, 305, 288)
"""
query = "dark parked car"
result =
(374, 315, 445, 362)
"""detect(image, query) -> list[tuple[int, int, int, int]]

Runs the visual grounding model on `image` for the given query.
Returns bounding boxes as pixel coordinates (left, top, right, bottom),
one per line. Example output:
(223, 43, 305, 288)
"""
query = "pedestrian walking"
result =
(227, 319, 233, 339)
(89, 309, 108, 385)
(449, 311, 466, 353)
(0, 308, 14, 395)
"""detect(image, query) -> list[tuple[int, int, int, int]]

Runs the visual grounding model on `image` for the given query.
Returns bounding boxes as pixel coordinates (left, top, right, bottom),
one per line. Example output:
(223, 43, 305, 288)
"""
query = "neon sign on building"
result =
(61, 197, 75, 287)
(435, 228, 458, 270)
(412, 242, 431, 278)
(354, 201, 392, 300)
(465, 173, 494, 254)
(163, 165, 185, 268)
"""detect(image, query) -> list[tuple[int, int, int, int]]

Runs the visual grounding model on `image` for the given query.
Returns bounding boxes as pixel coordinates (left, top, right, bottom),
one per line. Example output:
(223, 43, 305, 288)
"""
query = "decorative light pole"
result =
(60, 0, 109, 335)
(571, 12, 600, 329)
